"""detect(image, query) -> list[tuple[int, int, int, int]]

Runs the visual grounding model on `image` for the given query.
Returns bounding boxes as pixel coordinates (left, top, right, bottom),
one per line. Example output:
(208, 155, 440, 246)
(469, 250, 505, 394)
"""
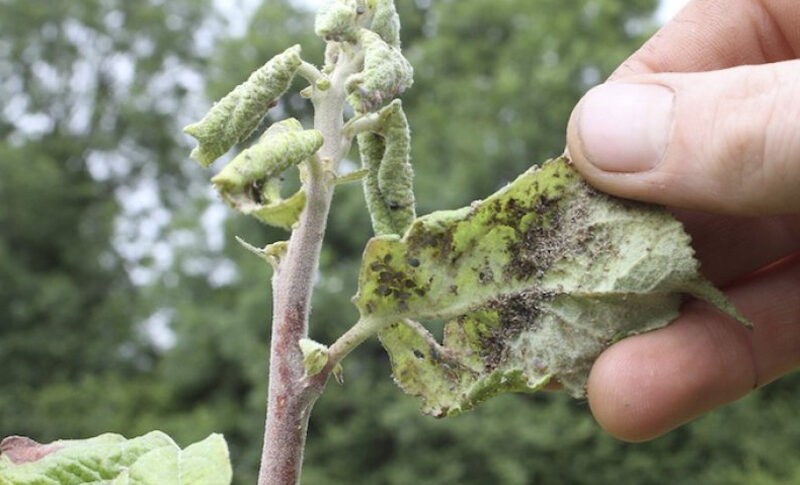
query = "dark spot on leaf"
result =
(413, 349, 424, 359)
(407, 257, 420, 267)
(479, 291, 551, 370)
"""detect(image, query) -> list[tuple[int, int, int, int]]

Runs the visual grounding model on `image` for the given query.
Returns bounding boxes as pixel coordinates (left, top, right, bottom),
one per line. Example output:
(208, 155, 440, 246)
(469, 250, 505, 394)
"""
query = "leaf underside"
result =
(354, 157, 749, 417)
(0, 431, 232, 485)
(211, 119, 321, 230)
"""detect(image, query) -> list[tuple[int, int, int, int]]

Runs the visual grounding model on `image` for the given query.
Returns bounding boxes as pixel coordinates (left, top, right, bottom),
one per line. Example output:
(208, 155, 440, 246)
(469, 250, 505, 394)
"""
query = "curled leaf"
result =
(211, 119, 321, 230)
(369, 0, 401, 47)
(249, 188, 307, 230)
(354, 157, 749, 417)
(315, 0, 399, 47)
(220, 177, 307, 231)
(346, 30, 413, 113)
(358, 100, 415, 236)
(184, 45, 302, 167)
(211, 121, 322, 192)
(0, 431, 232, 484)
(315, 1, 359, 43)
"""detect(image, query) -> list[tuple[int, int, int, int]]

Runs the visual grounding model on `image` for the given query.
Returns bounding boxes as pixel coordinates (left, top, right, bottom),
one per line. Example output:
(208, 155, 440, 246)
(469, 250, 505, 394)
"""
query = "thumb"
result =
(566, 60, 800, 215)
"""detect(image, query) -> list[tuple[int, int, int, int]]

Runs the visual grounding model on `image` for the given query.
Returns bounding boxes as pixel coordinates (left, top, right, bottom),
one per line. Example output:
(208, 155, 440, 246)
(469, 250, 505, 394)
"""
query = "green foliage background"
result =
(1, 1, 797, 484)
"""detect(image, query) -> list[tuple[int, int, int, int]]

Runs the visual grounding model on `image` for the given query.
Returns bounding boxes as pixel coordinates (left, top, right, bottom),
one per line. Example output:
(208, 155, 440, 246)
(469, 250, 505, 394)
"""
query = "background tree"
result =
(0, 0, 212, 439)
(1, 1, 798, 484)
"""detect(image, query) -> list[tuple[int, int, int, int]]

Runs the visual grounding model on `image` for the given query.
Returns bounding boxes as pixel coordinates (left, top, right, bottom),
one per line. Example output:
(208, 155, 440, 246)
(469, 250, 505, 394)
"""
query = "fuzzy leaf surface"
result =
(358, 99, 415, 236)
(314, 1, 359, 43)
(354, 157, 748, 417)
(211, 119, 321, 230)
(0, 432, 232, 484)
(184, 45, 302, 167)
(346, 29, 413, 113)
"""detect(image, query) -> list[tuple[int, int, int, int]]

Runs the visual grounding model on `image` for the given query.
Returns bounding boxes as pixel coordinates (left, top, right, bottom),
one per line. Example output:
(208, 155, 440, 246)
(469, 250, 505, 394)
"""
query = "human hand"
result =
(566, 0, 800, 442)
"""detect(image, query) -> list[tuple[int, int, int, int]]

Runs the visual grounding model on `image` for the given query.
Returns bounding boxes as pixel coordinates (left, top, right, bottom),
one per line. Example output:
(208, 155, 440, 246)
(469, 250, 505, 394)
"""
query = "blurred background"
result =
(1, 0, 798, 483)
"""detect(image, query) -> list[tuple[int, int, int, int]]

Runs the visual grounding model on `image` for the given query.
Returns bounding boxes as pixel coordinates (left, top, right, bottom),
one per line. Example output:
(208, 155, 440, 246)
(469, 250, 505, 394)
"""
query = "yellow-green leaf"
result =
(354, 157, 749, 417)
(369, 0, 401, 47)
(211, 119, 321, 230)
(346, 30, 413, 113)
(315, 1, 359, 43)
(211, 128, 322, 193)
(184, 45, 302, 167)
(0, 432, 232, 485)
(358, 100, 415, 236)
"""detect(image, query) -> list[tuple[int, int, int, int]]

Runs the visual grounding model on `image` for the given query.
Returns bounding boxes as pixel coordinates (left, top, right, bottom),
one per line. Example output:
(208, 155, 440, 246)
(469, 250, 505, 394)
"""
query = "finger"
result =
(611, 0, 800, 79)
(675, 210, 800, 284)
(587, 254, 800, 442)
(567, 60, 800, 215)
(544, 216, 800, 392)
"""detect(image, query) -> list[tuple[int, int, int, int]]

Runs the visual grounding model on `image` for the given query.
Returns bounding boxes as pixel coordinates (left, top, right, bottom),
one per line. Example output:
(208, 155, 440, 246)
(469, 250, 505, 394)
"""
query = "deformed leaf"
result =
(184, 45, 302, 167)
(315, 0, 400, 47)
(0, 431, 232, 484)
(212, 119, 322, 230)
(354, 157, 749, 417)
(315, 1, 359, 43)
(211, 122, 322, 192)
(368, 0, 401, 48)
(358, 100, 415, 236)
(346, 29, 413, 113)
(248, 188, 307, 230)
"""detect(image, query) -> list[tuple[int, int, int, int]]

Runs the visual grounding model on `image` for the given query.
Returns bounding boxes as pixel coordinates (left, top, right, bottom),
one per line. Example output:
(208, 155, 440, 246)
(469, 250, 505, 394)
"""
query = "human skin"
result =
(566, 0, 800, 442)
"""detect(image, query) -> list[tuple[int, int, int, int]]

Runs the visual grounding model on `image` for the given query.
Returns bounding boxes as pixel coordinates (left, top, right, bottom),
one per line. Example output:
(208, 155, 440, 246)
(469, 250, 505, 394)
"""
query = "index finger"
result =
(611, 0, 800, 79)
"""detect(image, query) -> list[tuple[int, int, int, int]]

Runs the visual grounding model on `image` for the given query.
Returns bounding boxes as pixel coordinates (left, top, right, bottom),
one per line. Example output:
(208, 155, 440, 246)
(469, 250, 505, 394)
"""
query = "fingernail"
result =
(576, 83, 674, 172)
